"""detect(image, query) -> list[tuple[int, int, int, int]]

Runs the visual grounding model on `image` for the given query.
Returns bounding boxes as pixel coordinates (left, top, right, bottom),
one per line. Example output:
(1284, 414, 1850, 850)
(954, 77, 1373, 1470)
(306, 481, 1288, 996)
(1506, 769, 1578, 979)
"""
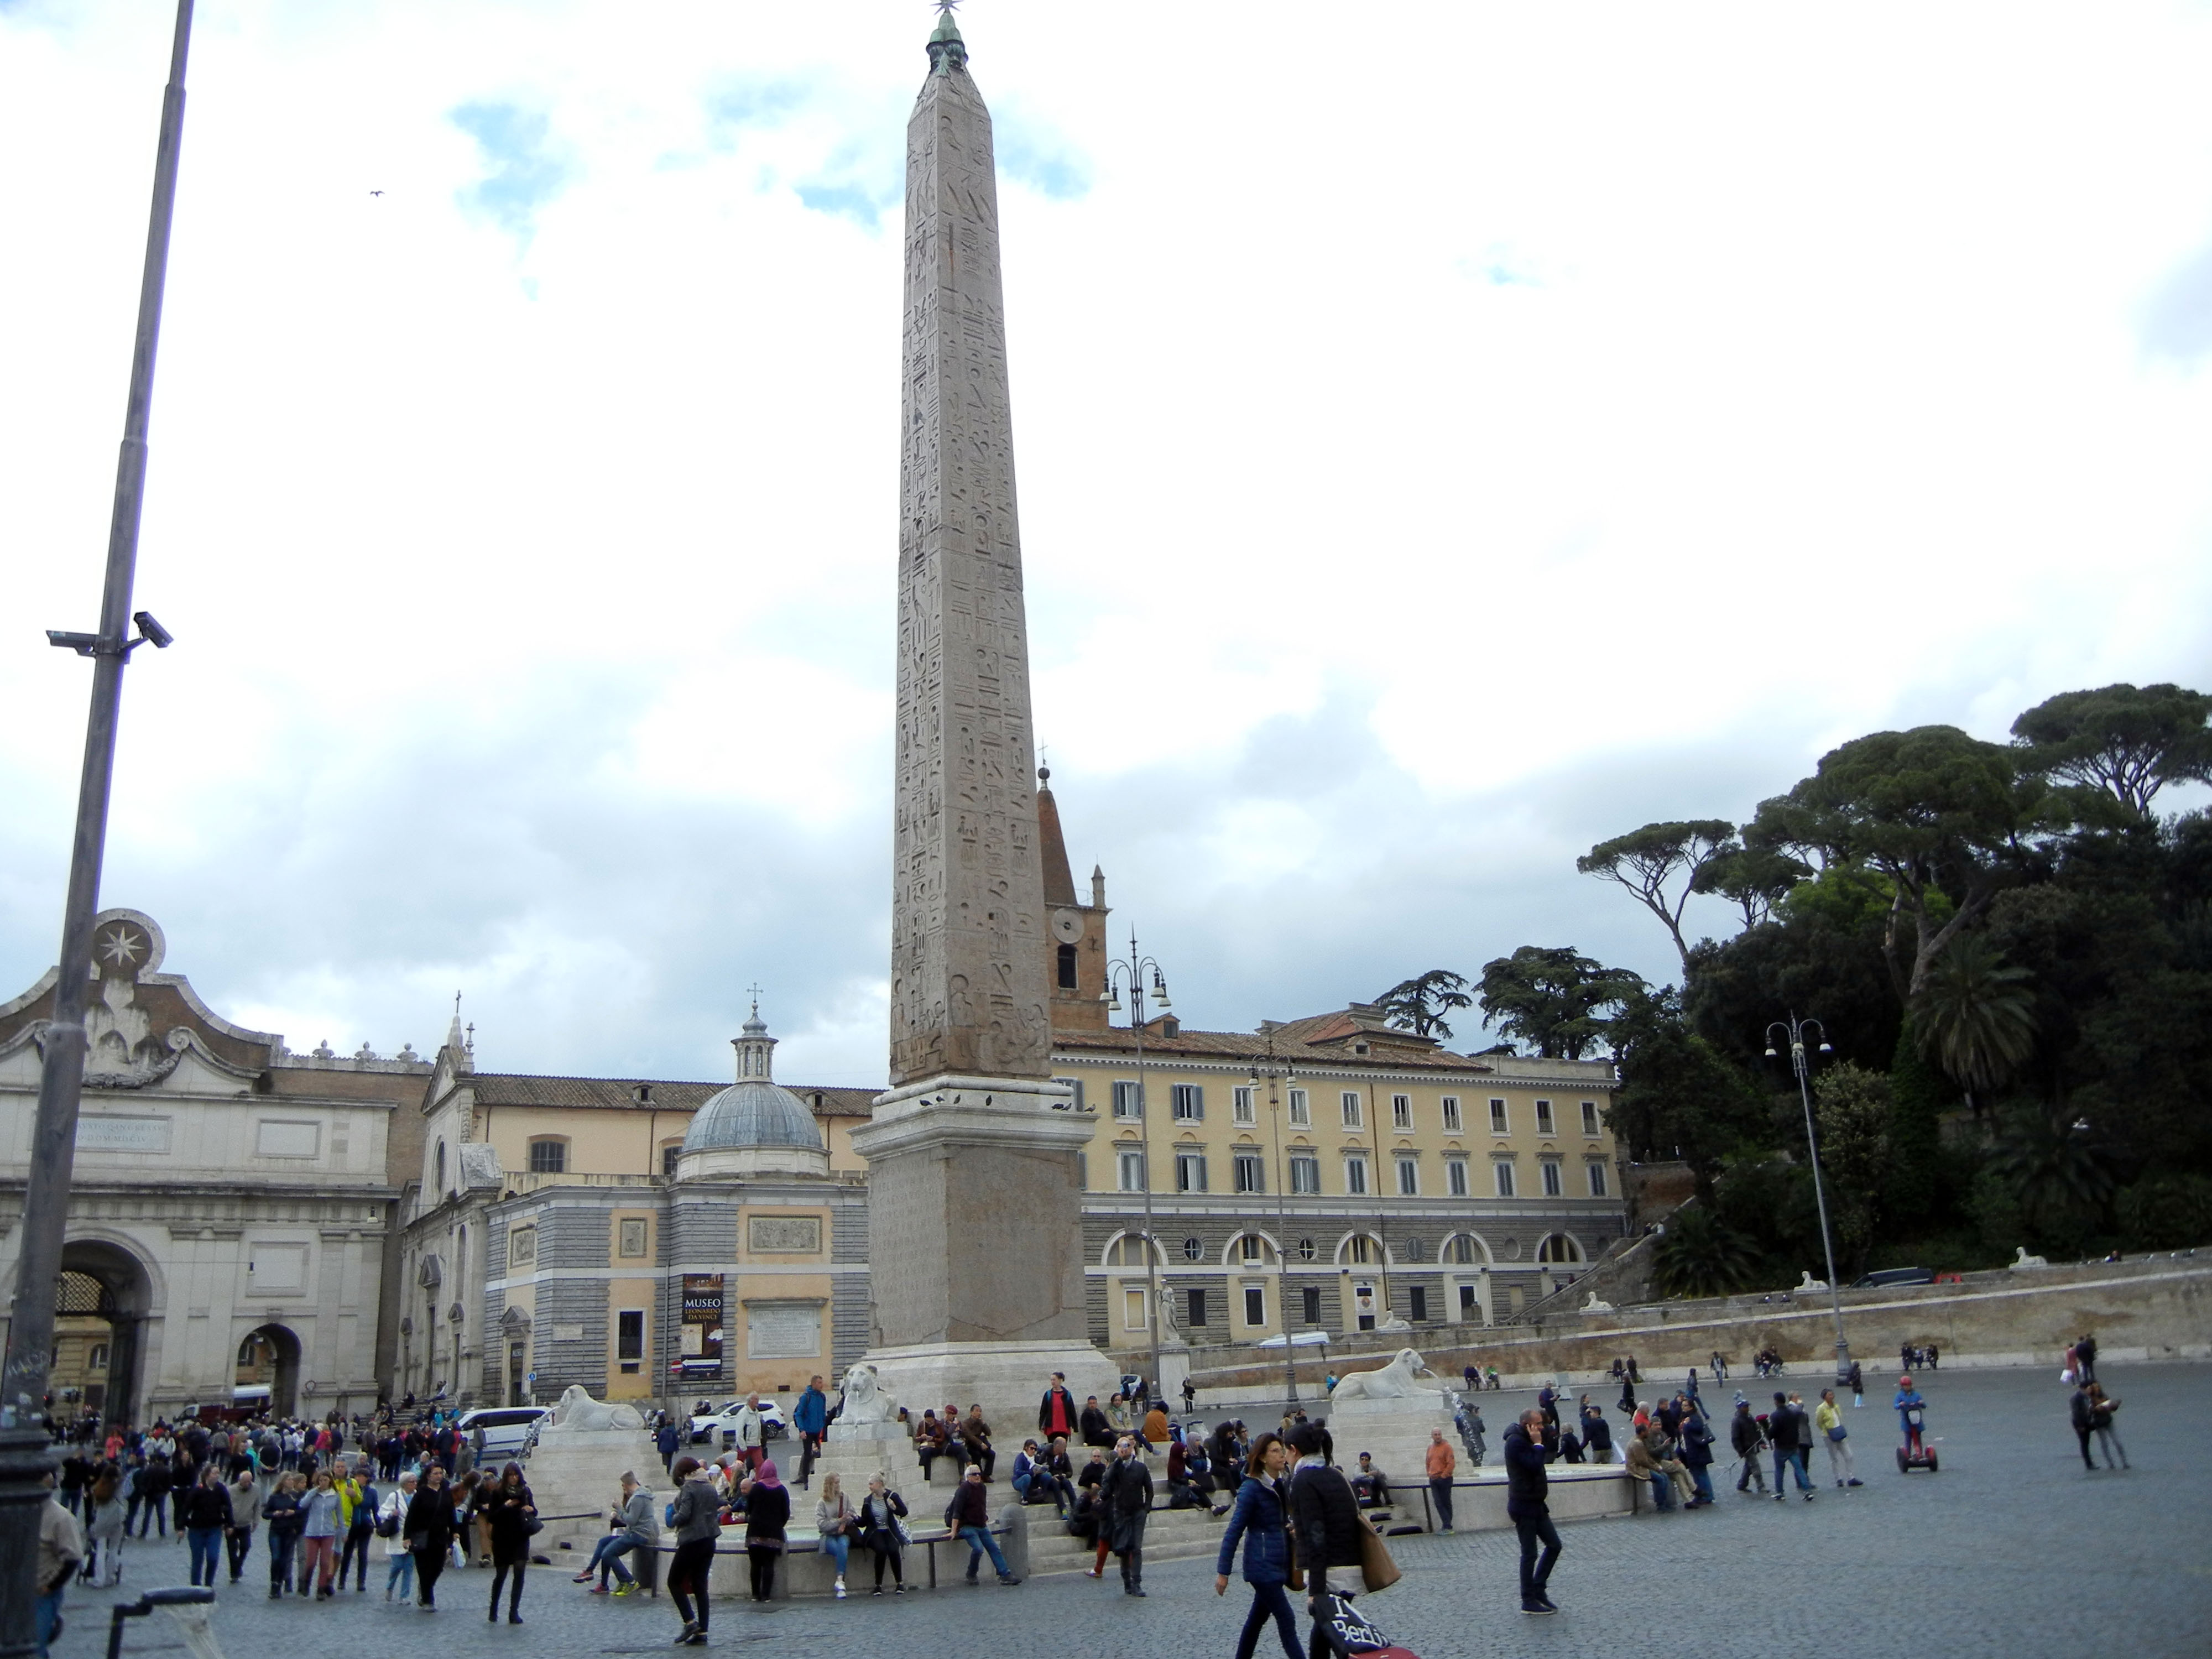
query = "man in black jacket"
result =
(1287, 1425, 1364, 1658)
(1099, 1438, 1152, 1596)
(1730, 1400, 1768, 1493)
(1768, 1391, 1813, 1500)
(1503, 1410, 1560, 1616)
(1078, 1396, 1116, 1449)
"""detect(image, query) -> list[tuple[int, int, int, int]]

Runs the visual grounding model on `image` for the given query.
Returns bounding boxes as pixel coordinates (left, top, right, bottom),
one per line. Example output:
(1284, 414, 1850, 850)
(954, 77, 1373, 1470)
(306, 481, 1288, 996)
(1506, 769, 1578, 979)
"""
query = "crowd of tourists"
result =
(42, 1346, 2154, 1655)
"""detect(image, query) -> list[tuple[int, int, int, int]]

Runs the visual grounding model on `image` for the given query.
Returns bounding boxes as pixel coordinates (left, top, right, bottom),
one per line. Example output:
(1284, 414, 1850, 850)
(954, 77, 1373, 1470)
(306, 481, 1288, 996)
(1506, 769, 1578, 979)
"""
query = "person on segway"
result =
(1893, 1376, 1932, 1471)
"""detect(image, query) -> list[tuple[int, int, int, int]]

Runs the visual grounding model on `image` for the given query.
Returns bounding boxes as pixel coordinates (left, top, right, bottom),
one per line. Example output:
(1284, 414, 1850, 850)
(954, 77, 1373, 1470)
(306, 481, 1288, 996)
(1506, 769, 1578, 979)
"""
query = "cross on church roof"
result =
(747, 983, 765, 1016)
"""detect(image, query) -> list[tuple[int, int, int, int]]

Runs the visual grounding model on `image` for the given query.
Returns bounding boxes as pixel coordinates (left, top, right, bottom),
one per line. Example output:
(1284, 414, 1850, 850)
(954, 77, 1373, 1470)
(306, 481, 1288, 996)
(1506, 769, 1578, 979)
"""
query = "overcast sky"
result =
(4, 0, 2209, 1088)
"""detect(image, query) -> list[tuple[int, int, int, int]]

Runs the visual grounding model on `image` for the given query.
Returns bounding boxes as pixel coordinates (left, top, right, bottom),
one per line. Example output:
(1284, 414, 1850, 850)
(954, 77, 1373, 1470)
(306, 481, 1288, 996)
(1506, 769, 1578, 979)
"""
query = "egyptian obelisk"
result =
(846, 9, 1115, 1419)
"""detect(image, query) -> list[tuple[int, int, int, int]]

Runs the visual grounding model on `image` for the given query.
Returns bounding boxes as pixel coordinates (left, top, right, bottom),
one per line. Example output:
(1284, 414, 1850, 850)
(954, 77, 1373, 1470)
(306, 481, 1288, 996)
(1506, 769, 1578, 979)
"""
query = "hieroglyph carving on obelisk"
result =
(889, 14, 1052, 1089)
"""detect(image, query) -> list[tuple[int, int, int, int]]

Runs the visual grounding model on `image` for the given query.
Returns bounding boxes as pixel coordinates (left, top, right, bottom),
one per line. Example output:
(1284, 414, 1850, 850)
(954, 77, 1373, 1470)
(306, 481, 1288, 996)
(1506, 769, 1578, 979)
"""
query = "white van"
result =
(457, 1405, 553, 1462)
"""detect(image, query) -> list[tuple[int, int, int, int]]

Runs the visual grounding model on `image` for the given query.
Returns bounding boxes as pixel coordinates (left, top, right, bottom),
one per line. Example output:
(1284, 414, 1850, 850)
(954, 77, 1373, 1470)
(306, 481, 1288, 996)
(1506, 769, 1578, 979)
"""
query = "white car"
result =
(457, 1406, 553, 1462)
(687, 1399, 789, 1447)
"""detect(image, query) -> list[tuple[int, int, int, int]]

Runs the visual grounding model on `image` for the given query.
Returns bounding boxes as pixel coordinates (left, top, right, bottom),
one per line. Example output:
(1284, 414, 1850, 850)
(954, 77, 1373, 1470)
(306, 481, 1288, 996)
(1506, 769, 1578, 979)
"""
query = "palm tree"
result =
(1650, 1206, 1763, 1300)
(1912, 934, 2036, 1118)
(1987, 1108, 2120, 1236)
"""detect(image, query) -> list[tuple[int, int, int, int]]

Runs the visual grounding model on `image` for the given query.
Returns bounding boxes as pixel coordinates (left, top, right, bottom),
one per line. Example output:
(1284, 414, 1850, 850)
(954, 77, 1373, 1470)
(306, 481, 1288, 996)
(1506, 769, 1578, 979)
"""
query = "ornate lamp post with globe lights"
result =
(1766, 1014, 1853, 1384)
(1102, 935, 1172, 1406)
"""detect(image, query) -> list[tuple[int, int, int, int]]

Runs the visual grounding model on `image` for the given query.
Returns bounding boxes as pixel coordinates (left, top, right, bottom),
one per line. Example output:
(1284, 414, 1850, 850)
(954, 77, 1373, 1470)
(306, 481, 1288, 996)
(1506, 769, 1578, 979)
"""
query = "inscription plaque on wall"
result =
(748, 1215, 820, 1254)
(76, 1115, 171, 1154)
(508, 1228, 536, 1267)
(255, 1119, 321, 1158)
(744, 1301, 822, 1360)
(618, 1218, 648, 1258)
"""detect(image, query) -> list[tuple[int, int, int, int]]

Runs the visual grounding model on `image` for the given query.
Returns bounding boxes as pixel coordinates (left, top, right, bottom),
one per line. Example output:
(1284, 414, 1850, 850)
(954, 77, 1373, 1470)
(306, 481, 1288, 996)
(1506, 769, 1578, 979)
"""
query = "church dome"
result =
(682, 1080, 821, 1153)
(677, 1004, 825, 1159)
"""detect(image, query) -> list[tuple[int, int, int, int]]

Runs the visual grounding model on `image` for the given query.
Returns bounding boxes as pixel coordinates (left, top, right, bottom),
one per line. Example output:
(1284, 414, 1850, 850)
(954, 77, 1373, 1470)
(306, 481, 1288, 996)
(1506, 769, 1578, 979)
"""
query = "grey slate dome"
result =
(680, 1005, 822, 1154)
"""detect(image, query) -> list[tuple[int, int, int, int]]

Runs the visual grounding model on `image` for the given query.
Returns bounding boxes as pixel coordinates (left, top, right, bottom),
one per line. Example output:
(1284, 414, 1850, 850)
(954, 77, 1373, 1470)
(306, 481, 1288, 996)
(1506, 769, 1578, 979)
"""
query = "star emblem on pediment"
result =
(97, 926, 146, 969)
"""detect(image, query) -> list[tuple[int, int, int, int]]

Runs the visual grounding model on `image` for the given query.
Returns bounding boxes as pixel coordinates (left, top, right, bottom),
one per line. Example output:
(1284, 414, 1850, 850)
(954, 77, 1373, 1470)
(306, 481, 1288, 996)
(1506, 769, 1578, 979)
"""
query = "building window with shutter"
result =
(1287, 1089, 1311, 1126)
(1348, 1235, 1373, 1265)
(1233, 1086, 1256, 1124)
(1489, 1098, 1509, 1134)
(1392, 1094, 1412, 1130)
(1395, 1156, 1419, 1196)
(1289, 1156, 1321, 1194)
(1113, 1081, 1143, 1119)
(1118, 1149, 1147, 1192)
(1536, 1099, 1555, 1135)
(1240, 1233, 1265, 1261)
(1410, 1286, 1428, 1322)
(1302, 1286, 1323, 1324)
(1587, 1160, 1609, 1197)
(528, 1139, 566, 1174)
(1172, 1084, 1204, 1122)
(1542, 1160, 1563, 1197)
(1442, 1096, 1462, 1132)
(1340, 1092, 1363, 1129)
(1186, 1288, 1208, 1327)
(1447, 1158, 1469, 1197)
(1176, 1151, 1209, 1193)
(1055, 1076, 1085, 1112)
(1344, 1156, 1369, 1196)
(1494, 1160, 1516, 1198)
(1582, 1100, 1600, 1136)
(1234, 1152, 1265, 1193)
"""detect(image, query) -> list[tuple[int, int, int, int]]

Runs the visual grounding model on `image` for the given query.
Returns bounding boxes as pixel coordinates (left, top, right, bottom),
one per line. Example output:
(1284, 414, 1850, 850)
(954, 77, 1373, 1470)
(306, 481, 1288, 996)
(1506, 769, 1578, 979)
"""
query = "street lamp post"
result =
(1, 6, 194, 1656)
(1766, 1014, 1853, 1385)
(1102, 934, 1172, 1408)
(1250, 1045, 1300, 1413)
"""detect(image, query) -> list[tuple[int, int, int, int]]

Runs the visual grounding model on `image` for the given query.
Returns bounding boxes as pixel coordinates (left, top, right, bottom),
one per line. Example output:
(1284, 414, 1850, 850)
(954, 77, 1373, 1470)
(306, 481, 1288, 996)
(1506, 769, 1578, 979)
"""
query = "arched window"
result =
(1448, 1234, 1480, 1265)
(435, 1140, 447, 1192)
(1536, 1233, 1584, 1264)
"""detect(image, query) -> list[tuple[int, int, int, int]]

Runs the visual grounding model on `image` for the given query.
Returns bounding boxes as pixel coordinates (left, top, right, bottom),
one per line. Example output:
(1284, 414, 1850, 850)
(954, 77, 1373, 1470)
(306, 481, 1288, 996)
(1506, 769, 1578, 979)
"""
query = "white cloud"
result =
(2, 0, 2208, 1082)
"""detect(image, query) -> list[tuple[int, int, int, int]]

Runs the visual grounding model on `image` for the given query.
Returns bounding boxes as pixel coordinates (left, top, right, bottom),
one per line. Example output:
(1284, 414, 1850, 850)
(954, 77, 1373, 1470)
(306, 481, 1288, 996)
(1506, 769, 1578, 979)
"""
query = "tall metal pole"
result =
(1134, 971, 1157, 1406)
(1, 5, 196, 1652)
(1256, 1054, 1298, 1412)
(1768, 1015, 1851, 1384)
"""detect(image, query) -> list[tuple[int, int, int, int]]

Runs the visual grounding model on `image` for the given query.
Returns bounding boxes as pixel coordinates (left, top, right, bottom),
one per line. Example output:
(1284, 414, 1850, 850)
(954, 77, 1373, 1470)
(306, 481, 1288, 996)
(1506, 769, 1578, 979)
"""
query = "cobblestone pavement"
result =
(47, 1364, 2210, 1659)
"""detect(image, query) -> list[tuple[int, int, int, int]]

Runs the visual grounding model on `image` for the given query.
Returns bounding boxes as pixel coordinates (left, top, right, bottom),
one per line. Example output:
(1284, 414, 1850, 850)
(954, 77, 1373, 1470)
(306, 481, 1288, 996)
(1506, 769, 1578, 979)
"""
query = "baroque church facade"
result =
(0, 909, 426, 1424)
(392, 1007, 875, 1409)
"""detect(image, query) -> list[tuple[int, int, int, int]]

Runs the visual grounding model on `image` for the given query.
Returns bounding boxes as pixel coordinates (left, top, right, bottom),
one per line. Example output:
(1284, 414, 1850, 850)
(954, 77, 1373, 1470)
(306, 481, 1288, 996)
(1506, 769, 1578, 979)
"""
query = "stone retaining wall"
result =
(1190, 1253, 2211, 1394)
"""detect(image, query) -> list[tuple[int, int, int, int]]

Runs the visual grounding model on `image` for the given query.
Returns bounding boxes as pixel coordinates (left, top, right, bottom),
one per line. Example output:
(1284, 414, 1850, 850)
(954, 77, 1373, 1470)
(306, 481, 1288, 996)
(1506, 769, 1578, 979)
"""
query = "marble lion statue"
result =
(551, 1384, 645, 1431)
(1797, 1270, 1829, 1293)
(2011, 1245, 2050, 1270)
(1580, 1291, 1616, 1314)
(1329, 1348, 1438, 1402)
(838, 1361, 900, 1426)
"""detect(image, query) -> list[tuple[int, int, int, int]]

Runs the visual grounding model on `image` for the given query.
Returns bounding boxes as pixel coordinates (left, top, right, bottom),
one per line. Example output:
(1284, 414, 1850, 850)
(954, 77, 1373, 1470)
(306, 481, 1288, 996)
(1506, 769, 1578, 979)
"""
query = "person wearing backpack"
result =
(337, 1460, 379, 1592)
(379, 1472, 419, 1601)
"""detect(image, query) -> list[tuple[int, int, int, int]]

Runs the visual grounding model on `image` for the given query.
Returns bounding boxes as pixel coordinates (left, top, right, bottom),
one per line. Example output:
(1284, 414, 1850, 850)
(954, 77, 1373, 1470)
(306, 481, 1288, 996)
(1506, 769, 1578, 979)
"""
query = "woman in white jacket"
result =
(380, 1472, 419, 1601)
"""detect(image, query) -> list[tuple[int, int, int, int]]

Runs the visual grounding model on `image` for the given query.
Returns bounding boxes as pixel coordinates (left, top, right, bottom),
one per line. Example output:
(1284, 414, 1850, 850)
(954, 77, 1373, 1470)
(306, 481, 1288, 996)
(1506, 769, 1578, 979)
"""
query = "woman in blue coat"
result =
(1214, 1432, 1301, 1659)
